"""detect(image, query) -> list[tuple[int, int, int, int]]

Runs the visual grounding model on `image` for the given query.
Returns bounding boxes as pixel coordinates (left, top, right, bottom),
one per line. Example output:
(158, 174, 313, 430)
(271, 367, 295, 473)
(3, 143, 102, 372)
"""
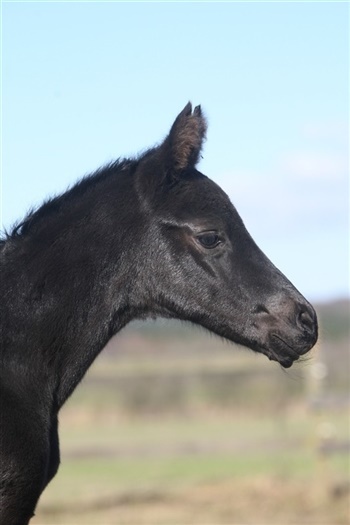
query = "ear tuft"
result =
(162, 102, 207, 171)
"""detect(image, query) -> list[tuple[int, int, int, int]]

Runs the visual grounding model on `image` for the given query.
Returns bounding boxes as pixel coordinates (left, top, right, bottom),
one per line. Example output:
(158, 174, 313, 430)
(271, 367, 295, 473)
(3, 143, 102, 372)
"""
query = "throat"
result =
(54, 302, 132, 409)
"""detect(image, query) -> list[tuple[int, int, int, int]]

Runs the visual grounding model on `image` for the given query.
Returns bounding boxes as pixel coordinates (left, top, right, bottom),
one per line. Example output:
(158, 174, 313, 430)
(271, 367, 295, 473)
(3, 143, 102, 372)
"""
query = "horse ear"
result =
(161, 102, 207, 171)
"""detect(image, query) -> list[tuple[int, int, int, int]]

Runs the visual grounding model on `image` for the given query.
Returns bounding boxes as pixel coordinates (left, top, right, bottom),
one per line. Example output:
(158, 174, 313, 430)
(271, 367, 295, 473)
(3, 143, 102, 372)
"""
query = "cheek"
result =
(196, 247, 237, 284)
(167, 232, 232, 286)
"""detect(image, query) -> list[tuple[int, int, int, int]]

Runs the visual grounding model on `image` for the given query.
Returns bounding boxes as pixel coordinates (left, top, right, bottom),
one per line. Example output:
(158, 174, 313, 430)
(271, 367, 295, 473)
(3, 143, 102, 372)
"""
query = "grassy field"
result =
(33, 410, 349, 524)
(33, 316, 349, 525)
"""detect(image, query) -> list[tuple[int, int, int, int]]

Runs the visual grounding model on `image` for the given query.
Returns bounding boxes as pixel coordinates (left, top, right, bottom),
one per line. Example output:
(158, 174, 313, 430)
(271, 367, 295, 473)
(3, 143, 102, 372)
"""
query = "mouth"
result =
(260, 335, 303, 369)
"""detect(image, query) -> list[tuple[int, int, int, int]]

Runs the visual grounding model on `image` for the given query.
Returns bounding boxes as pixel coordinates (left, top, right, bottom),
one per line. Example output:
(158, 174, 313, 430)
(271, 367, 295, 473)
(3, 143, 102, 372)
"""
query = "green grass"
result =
(54, 452, 313, 494)
(41, 408, 349, 509)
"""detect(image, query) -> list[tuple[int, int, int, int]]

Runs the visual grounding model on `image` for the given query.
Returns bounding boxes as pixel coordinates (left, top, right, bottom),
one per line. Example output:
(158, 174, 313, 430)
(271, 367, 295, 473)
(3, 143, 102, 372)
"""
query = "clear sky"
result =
(2, 1, 349, 302)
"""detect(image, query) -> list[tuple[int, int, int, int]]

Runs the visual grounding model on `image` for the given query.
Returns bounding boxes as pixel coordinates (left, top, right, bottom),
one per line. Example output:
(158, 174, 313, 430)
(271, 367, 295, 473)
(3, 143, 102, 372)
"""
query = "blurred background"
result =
(2, 2, 349, 524)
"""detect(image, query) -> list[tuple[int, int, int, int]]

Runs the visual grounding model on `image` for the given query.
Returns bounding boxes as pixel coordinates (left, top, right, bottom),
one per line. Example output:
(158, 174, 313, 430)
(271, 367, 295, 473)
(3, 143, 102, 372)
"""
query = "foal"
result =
(0, 103, 317, 524)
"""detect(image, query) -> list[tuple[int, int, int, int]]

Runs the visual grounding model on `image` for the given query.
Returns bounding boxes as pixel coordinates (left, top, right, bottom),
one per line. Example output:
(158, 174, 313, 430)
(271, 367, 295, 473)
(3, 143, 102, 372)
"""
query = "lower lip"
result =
(265, 348, 295, 368)
(280, 357, 294, 368)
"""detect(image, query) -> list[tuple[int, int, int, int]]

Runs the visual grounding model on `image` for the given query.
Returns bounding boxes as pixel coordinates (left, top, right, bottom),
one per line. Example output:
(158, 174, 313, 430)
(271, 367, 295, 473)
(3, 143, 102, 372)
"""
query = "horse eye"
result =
(197, 233, 221, 249)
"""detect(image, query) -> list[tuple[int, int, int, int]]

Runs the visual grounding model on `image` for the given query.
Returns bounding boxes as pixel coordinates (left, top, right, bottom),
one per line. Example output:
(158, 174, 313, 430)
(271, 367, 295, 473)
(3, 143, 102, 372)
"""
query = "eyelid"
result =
(197, 231, 218, 239)
(196, 229, 219, 236)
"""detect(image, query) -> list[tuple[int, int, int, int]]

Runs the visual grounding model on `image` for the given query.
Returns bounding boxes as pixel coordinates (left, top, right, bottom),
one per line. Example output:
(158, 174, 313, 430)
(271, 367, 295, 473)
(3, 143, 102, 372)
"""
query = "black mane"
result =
(3, 157, 137, 242)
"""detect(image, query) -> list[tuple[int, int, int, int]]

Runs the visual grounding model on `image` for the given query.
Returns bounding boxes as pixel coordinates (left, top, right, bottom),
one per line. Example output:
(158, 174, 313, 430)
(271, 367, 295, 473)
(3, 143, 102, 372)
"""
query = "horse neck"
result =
(2, 169, 144, 410)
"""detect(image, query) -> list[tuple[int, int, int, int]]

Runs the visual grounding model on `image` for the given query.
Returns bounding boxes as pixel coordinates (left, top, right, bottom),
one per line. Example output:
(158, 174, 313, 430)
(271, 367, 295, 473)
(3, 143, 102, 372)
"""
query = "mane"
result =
(2, 157, 139, 243)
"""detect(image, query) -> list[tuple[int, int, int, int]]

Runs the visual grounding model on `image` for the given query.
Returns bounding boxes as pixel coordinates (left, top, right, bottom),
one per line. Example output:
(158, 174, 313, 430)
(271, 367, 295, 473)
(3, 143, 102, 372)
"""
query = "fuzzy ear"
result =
(161, 102, 207, 171)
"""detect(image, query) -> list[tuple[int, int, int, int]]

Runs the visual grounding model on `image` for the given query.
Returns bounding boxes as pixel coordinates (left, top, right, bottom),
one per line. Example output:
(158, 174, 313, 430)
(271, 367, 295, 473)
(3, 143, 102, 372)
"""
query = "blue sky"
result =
(2, 1, 349, 302)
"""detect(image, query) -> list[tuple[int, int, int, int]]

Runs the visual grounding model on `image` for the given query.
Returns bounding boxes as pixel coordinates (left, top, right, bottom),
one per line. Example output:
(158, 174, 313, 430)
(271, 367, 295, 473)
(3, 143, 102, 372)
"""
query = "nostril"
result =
(297, 305, 316, 334)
